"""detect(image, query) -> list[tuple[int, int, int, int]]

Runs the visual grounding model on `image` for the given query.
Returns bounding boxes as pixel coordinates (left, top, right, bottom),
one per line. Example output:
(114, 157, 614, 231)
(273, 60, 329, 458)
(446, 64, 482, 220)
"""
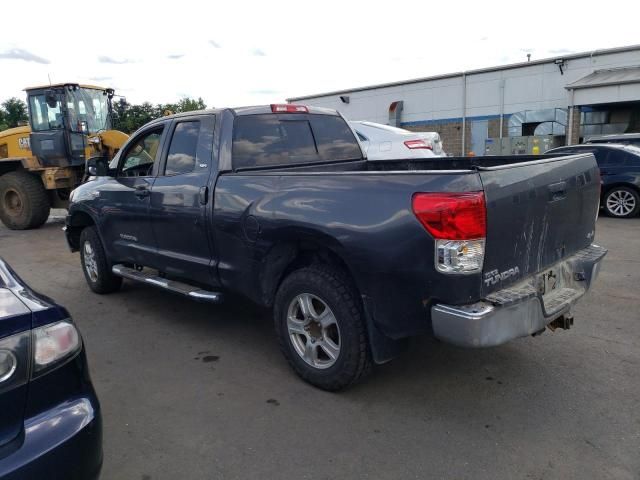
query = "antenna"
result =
(527, 53, 531, 62)
(47, 73, 52, 86)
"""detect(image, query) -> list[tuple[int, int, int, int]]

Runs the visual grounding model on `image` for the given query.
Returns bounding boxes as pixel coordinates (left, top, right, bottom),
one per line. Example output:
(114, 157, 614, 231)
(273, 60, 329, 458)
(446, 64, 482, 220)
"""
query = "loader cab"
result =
(26, 83, 113, 168)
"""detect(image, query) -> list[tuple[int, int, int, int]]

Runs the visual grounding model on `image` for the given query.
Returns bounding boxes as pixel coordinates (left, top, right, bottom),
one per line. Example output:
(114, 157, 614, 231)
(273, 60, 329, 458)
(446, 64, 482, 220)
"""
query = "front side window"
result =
(119, 127, 164, 177)
(164, 121, 200, 175)
(29, 95, 63, 131)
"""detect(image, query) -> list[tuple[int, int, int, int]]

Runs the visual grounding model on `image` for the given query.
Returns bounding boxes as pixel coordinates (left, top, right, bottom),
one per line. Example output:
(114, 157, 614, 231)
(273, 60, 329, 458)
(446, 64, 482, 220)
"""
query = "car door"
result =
(98, 124, 167, 266)
(148, 115, 216, 285)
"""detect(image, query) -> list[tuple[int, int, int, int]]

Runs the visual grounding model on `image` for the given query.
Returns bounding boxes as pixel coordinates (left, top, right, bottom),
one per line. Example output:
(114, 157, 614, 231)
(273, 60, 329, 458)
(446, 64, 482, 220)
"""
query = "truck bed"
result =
(233, 154, 570, 174)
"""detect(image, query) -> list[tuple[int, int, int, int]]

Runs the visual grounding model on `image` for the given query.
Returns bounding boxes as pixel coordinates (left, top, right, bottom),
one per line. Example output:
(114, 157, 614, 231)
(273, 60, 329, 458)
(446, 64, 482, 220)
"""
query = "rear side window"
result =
(594, 149, 621, 167)
(232, 114, 361, 169)
(165, 121, 200, 175)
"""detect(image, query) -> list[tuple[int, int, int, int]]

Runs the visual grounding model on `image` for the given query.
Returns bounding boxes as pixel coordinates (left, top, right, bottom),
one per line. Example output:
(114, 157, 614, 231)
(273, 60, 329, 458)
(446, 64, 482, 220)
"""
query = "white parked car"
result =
(349, 121, 446, 160)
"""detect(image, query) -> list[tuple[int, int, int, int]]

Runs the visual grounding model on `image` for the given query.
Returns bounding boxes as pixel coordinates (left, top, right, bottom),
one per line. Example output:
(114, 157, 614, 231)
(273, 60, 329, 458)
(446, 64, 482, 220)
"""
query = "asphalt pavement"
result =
(0, 213, 638, 480)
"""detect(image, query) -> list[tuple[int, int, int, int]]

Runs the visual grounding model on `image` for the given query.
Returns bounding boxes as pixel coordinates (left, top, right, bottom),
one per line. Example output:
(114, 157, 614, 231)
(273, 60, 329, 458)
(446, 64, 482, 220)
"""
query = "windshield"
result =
(28, 87, 111, 134)
(66, 88, 111, 133)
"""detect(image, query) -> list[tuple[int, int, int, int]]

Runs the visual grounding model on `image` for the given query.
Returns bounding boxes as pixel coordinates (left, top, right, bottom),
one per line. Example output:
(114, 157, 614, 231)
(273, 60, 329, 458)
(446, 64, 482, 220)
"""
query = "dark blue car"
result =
(0, 258, 102, 479)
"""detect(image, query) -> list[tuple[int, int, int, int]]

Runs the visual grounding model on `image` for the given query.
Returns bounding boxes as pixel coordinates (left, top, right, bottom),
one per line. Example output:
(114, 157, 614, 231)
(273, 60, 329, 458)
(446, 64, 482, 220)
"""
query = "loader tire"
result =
(0, 171, 50, 230)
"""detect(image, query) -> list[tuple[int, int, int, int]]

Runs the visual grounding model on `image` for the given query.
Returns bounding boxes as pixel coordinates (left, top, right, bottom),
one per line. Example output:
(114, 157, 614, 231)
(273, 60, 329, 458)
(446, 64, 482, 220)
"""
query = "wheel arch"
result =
(602, 181, 640, 197)
(66, 209, 97, 251)
(0, 160, 26, 176)
(259, 236, 360, 309)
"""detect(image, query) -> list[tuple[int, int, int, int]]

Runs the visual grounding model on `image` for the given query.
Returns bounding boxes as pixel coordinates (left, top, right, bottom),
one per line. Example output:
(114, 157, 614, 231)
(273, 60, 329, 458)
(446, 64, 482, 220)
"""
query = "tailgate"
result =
(479, 153, 600, 296)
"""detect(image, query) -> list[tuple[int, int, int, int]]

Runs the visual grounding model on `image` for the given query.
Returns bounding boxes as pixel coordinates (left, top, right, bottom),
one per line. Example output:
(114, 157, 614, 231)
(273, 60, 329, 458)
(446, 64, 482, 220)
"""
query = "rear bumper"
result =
(0, 396, 102, 480)
(431, 244, 607, 347)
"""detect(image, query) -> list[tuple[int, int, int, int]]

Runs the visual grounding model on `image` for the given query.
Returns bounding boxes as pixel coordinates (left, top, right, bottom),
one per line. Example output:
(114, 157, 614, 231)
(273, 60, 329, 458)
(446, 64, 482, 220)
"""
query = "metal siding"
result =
(574, 83, 640, 105)
(291, 48, 640, 124)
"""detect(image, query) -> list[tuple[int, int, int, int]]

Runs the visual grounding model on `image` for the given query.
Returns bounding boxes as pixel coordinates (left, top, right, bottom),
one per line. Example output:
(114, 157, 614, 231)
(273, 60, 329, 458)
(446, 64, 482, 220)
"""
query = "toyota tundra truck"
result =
(64, 104, 606, 390)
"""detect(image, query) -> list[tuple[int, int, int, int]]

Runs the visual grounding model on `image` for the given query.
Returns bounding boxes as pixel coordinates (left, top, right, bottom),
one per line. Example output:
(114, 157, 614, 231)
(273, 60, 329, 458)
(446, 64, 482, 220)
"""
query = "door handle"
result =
(134, 184, 150, 198)
(199, 186, 209, 205)
(548, 181, 567, 201)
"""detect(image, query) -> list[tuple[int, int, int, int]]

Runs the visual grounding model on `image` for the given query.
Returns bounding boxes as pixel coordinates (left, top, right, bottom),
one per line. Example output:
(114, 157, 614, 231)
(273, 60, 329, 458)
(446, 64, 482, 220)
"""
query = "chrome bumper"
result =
(431, 244, 607, 348)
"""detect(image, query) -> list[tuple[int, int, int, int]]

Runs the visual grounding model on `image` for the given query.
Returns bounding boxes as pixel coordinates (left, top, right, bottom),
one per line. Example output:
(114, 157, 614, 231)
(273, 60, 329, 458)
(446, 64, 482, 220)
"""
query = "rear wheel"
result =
(274, 265, 372, 391)
(79, 226, 122, 294)
(604, 186, 639, 218)
(0, 171, 50, 230)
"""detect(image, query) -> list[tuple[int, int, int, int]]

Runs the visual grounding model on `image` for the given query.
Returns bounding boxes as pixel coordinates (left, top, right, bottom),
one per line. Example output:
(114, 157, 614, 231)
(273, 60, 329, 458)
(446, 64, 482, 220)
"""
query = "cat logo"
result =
(18, 137, 30, 150)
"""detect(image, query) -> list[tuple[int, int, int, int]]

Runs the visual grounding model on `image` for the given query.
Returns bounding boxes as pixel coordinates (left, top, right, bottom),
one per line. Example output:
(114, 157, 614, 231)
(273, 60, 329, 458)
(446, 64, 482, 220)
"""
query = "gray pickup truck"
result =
(65, 104, 606, 390)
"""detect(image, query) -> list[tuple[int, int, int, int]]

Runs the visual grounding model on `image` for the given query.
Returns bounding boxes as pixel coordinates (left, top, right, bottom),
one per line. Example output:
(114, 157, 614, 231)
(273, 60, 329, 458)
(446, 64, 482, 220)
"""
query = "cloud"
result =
(0, 48, 49, 64)
(89, 76, 113, 82)
(250, 89, 281, 95)
(209, 40, 222, 48)
(97, 55, 133, 64)
(251, 48, 266, 57)
(549, 48, 573, 55)
(167, 54, 184, 59)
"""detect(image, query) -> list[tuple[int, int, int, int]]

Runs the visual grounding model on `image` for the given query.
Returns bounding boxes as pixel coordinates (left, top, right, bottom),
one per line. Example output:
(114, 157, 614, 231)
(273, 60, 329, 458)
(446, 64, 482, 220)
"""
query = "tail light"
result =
(0, 320, 81, 391)
(412, 192, 486, 274)
(271, 104, 308, 113)
(33, 321, 81, 374)
(0, 331, 29, 393)
(404, 139, 432, 150)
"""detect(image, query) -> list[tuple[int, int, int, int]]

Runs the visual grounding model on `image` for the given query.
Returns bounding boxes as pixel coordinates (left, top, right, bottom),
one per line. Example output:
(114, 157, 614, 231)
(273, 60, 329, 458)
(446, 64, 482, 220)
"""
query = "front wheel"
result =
(0, 171, 50, 230)
(79, 226, 122, 294)
(604, 186, 639, 218)
(274, 265, 371, 391)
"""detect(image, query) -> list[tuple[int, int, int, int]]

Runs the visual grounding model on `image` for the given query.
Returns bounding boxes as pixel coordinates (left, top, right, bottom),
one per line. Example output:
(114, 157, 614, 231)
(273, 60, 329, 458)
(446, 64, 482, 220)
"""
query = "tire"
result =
(603, 186, 640, 218)
(0, 171, 50, 230)
(79, 226, 122, 294)
(274, 265, 372, 391)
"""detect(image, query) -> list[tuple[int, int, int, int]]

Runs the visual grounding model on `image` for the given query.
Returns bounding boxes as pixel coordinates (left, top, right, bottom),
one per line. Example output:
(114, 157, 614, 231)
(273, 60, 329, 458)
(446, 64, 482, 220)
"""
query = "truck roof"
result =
(145, 105, 341, 126)
(24, 83, 110, 92)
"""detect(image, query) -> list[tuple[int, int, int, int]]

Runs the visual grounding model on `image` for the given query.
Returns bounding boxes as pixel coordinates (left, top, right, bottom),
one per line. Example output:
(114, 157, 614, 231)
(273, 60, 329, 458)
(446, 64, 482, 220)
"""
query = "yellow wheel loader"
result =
(0, 83, 128, 229)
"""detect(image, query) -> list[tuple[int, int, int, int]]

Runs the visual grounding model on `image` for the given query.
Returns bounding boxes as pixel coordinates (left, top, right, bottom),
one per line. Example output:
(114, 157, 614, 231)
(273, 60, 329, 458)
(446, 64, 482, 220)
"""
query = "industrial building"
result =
(288, 45, 640, 156)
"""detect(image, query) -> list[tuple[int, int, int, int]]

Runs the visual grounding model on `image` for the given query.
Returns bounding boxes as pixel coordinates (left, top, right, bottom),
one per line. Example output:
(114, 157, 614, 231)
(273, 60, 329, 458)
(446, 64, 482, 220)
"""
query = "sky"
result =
(1, 0, 639, 107)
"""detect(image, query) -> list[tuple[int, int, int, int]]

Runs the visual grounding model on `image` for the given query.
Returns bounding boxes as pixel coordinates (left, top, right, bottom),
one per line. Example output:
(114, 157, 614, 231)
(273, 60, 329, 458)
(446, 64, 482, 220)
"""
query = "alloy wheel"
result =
(83, 241, 99, 283)
(606, 189, 636, 216)
(287, 293, 341, 369)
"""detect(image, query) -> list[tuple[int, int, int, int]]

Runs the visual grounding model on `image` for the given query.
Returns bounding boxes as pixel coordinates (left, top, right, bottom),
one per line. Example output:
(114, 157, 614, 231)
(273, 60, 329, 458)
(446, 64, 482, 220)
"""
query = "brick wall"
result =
(487, 118, 509, 139)
(567, 106, 581, 145)
(404, 121, 471, 156)
(403, 117, 509, 156)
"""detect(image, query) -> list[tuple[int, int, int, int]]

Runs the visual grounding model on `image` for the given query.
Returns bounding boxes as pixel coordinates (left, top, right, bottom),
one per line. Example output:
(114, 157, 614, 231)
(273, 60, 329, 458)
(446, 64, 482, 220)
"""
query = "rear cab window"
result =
(232, 114, 362, 169)
(164, 121, 201, 175)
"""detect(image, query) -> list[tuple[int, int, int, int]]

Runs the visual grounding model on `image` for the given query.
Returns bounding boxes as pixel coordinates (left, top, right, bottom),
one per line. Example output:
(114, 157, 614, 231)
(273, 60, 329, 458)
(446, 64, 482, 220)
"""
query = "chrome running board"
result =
(112, 264, 222, 303)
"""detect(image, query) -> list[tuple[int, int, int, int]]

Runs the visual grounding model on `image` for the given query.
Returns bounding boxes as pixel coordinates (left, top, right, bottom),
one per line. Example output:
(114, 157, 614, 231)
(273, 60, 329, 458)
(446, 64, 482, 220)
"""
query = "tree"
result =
(111, 97, 207, 134)
(177, 97, 206, 112)
(0, 98, 28, 130)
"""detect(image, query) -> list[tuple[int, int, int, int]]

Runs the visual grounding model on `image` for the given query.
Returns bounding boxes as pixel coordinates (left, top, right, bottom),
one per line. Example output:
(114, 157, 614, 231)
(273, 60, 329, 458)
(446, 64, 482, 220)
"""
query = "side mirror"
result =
(86, 156, 109, 177)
